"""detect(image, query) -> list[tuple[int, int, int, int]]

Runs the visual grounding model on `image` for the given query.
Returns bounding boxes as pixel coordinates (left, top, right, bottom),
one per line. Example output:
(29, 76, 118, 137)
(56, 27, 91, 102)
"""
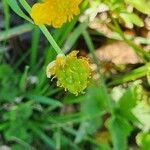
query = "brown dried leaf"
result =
(96, 41, 141, 65)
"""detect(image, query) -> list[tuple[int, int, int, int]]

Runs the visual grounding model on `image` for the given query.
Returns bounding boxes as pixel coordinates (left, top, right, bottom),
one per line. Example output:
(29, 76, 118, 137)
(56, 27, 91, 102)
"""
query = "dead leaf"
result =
(96, 41, 141, 65)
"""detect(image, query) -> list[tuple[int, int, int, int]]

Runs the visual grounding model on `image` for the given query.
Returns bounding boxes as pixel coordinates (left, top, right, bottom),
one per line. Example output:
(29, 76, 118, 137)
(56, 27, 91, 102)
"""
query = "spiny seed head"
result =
(46, 51, 91, 95)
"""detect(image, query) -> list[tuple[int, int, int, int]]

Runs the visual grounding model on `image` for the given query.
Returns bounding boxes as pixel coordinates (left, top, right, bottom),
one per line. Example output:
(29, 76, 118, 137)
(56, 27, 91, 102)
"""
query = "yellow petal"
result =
(31, 0, 82, 28)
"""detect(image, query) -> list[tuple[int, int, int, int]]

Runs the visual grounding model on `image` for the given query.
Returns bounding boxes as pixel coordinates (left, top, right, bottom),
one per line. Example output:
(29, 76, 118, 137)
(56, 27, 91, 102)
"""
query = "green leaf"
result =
(146, 71, 150, 86)
(146, 63, 150, 85)
(116, 87, 138, 123)
(61, 135, 80, 150)
(26, 94, 63, 107)
(0, 64, 13, 79)
(63, 21, 88, 53)
(74, 118, 102, 144)
(107, 115, 132, 150)
(0, 89, 18, 102)
(4, 102, 33, 142)
(74, 86, 107, 143)
(74, 121, 89, 144)
(30, 125, 56, 149)
(109, 65, 147, 86)
(118, 88, 136, 110)
(81, 86, 108, 115)
(11, 144, 33, 150)
(19, 66, 29, 92)
(0, 23, 33, 41)
(0, 64, 19, 102)
(52, 112, 91, 124)
(133, 100, 150, 131)
(4, 102, 33, 121)
(120, 13, 144, 28)
(7, 0, 33, 23)
(125, 0, 150, 15)
(136, 132, 150, 150)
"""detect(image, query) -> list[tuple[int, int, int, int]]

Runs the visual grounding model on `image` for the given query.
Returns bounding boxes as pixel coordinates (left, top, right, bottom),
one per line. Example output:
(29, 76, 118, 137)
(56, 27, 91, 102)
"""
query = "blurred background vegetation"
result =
(0, 0, 150, 149)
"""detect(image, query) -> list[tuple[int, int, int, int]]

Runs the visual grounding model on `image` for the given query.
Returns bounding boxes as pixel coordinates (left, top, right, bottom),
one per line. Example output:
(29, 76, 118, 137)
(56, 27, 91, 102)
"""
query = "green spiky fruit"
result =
(46, 51, 91, 95)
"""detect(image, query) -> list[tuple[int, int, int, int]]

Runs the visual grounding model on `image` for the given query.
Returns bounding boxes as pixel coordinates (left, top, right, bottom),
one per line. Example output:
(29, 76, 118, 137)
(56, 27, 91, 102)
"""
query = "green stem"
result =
(82, 30, 113, 113)
(19, 0, 63, 55)
(39, 25, 62, 54)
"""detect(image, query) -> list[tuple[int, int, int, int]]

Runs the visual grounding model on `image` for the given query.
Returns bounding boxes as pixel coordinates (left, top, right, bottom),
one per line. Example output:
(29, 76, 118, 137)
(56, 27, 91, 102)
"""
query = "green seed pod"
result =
(46, 51, 91, 95)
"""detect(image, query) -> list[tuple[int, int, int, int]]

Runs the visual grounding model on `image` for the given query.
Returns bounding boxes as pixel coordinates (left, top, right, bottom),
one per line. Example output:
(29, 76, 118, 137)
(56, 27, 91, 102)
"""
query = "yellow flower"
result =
(31, 0, 82, 28)
(46, 51, 91, 95)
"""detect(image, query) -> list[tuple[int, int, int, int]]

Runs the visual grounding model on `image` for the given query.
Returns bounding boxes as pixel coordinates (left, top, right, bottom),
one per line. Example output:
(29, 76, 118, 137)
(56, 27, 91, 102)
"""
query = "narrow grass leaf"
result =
(109, 65, 148, 86)
(19, 66, 29, 92)
(63, 21, 88, 53)
(26, 94, 63, 107)
(0, 23, 33, 41)
(7, 0, 33, 23)
(30, 125, 56, 150)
